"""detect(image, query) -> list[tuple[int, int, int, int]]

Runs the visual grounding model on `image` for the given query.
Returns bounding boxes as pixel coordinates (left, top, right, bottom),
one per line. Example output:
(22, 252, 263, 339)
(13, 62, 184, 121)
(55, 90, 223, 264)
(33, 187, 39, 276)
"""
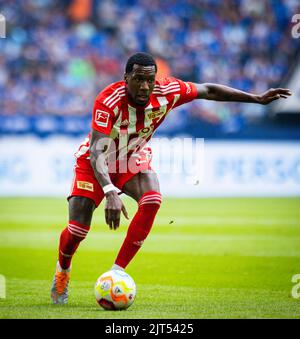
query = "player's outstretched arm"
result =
(195, 83, 292, 104)
(90, 129, 129, 230)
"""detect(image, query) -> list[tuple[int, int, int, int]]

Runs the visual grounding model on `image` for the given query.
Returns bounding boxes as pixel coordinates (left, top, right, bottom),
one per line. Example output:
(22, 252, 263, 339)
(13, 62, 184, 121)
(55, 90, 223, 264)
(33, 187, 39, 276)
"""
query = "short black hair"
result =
(125, 52, 157, 73)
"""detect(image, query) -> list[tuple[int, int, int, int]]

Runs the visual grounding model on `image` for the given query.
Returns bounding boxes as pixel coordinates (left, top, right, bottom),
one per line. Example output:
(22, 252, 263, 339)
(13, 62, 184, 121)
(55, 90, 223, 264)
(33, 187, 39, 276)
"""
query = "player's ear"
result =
(124, 73, 128, 84)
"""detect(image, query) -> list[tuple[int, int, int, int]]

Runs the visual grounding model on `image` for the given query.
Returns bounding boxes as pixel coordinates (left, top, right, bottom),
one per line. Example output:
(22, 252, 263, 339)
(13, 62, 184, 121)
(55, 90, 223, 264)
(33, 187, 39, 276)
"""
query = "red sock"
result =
(115, 191, 162, 269)
(58, 220, 90, 270)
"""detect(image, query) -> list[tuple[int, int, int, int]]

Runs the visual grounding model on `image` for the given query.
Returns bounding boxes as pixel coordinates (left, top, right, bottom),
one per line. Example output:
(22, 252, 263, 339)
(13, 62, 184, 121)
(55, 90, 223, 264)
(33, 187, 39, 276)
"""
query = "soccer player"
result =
(51, 52, 291, 304)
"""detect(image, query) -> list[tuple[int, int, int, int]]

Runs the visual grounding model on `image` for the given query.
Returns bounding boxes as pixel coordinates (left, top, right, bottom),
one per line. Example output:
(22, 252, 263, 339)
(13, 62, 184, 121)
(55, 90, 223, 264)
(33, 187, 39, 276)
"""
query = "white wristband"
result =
(103, 184, 117, 195)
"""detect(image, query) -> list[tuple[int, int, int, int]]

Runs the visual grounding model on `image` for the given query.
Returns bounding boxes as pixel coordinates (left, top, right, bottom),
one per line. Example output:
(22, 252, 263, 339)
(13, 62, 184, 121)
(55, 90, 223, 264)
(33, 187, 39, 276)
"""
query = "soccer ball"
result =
(95, 270, 136, 310)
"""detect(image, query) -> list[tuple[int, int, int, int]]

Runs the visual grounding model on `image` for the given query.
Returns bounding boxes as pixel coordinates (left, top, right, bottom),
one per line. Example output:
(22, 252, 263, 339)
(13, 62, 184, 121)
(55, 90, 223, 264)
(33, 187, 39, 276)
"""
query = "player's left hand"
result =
(258, 88, 292, 105)
(105, 191, 129, 230)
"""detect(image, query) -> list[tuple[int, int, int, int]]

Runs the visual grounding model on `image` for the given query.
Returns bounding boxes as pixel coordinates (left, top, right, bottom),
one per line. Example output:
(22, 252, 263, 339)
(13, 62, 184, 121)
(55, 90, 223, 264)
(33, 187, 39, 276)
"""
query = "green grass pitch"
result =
(0, 197, 300, 319)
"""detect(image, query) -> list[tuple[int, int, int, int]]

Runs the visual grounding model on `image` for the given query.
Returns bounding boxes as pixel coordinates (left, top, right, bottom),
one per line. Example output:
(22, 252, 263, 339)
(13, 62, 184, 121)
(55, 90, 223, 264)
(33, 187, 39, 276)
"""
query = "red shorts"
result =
(68, 147, 153, 207)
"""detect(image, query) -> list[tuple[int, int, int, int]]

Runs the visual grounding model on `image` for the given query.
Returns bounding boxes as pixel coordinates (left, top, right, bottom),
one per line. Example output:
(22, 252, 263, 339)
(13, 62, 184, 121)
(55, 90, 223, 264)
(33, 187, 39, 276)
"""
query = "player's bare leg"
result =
(112, 171, 162, 270)
(68, 196, 96, 225)
(51, 196, 95, 304)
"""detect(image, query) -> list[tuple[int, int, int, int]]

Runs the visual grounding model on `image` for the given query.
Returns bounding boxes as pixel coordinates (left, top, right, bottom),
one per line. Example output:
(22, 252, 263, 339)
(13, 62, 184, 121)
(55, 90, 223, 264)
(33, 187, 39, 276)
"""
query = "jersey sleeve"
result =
(91, 100, 115, 135)
(172, 78, 198, 108)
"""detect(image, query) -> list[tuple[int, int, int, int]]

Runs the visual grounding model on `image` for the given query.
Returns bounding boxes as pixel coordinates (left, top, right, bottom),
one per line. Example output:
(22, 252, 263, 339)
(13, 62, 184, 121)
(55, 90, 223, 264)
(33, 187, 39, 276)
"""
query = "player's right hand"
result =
(104, 191, 129, 230)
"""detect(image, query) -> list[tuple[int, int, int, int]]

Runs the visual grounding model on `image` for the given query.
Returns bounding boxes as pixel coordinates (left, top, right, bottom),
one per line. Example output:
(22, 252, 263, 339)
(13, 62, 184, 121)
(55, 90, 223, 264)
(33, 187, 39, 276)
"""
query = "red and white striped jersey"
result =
(75, 77, 198, 162)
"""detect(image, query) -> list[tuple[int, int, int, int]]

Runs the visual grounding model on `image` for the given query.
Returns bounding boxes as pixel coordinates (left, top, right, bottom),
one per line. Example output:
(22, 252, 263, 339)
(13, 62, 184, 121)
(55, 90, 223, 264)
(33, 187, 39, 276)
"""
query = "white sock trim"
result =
(57, 261, 71, 273)
(111, 264, 124, 271)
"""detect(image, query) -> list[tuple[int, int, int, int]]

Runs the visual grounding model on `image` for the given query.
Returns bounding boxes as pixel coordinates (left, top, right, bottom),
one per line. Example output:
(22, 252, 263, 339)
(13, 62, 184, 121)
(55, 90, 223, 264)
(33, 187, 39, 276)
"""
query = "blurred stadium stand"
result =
(0, 0, 300, 139)
(271, 54, 300, 114)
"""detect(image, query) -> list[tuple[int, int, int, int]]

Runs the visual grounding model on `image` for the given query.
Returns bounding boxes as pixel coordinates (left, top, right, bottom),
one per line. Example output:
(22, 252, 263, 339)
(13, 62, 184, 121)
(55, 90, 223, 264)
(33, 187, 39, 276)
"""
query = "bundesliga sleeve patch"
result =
(94, 110, 110, 128)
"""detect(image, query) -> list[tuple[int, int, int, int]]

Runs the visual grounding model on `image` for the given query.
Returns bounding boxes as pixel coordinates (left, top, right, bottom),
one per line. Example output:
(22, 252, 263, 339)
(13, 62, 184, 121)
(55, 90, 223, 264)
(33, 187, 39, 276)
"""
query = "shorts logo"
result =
(77, 181, 94, 192)
(95, 110, 110, 128)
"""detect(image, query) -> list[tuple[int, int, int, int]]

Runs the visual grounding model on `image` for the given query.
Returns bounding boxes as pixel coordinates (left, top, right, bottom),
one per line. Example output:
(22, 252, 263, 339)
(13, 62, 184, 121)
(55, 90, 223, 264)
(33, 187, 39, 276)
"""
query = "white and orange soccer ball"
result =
(95, 270, 136, 310)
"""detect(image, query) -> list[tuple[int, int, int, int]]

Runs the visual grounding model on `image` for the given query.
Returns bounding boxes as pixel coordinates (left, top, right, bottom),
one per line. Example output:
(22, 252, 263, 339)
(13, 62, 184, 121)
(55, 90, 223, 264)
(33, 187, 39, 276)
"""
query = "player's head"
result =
(124, 52, 157, 106)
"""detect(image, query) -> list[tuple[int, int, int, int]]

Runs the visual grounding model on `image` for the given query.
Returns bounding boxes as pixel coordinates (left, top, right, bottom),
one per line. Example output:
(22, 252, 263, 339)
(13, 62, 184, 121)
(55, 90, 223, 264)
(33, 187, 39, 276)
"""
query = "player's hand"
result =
(257, 88, 292, 105)
(104, 191, 129, 230)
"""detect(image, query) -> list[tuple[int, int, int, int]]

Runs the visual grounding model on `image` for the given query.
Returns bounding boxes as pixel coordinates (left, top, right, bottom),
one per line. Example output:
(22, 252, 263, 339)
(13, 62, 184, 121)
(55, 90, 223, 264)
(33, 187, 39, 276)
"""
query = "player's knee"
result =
(138, 191, 162, 210)
(68, 196, 95, 225)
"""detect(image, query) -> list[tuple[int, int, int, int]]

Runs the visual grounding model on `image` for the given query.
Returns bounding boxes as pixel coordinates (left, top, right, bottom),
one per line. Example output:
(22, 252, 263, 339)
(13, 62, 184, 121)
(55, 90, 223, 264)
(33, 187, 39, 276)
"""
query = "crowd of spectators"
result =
(0, 0, 299, 136)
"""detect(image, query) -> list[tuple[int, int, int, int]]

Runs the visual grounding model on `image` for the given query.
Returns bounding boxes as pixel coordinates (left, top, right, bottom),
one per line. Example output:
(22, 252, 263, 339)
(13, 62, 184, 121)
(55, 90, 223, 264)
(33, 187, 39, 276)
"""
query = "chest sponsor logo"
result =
(147, 109, 165, 120)
(95, 110, 110, 128)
